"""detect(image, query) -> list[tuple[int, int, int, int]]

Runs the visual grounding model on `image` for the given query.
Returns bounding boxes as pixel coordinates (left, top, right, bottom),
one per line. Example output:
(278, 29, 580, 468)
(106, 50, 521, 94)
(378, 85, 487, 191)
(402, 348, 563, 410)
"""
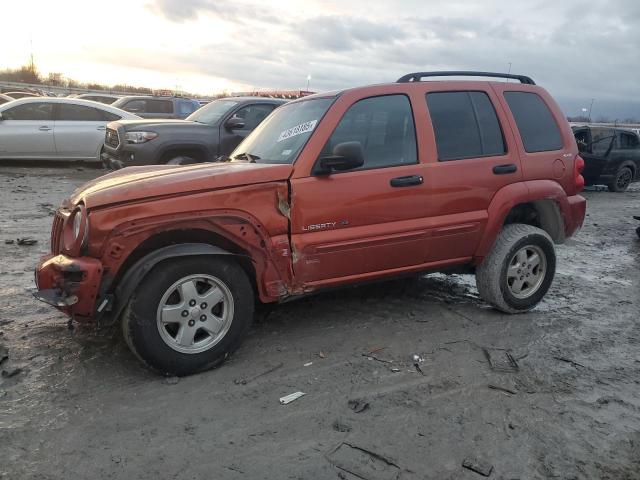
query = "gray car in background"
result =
(102, 96, 287, 168)
(0, 97, 140, 162)
(111, 95, 201, 119)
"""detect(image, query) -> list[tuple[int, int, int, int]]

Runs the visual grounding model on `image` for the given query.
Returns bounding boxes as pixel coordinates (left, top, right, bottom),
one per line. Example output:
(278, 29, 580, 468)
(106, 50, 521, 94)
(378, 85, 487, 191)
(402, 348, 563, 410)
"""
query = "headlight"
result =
(125, 131, 158, 144)
(63, 205, 89, 255)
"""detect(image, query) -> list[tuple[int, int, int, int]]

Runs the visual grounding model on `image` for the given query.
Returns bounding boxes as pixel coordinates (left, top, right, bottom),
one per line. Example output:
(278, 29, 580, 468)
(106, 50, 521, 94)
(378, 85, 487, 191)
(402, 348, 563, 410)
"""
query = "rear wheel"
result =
(607, 166, 633, 192)
(122, 256, 254, 376)
(476, 224, 556, 313)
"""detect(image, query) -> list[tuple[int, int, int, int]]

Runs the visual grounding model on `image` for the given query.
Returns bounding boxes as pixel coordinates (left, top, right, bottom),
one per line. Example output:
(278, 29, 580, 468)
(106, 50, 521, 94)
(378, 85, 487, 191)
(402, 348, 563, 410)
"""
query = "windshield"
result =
(187, 99, 239, 125)
(229, 97, 334, 164)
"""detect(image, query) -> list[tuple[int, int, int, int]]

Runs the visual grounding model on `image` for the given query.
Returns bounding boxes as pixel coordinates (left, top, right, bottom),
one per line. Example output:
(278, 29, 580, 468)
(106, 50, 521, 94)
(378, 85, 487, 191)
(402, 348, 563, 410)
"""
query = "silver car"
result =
(0, 98, 139, 162)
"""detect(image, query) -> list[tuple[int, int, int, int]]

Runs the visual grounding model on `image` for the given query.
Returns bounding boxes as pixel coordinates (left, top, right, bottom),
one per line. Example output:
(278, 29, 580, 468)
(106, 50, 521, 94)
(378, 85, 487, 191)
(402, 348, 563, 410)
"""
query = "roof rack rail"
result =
(397, 71, 536, 85)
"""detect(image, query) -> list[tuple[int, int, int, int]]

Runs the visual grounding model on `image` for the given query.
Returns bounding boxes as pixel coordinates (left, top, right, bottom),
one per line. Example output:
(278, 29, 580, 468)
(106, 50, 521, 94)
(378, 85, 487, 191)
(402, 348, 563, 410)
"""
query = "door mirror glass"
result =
(225, 116, 246, 130)
(318, 141, 365, 174)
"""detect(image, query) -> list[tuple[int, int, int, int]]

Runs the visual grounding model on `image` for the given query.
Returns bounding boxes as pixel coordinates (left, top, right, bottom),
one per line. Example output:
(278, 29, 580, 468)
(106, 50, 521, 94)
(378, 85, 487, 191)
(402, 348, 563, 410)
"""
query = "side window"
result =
(573, 129, 590, 153)
(426, 91, 505, 161)
(232, 104, 275, 130)
(146, 99, 174, 114)
(123, 100, 145, 113)
(2, 102, 53, 121)
(591, 128, 615, 155)
(57, 104, 104, 121)
(619, 132, 640, 150)
(504, 91, 563, 153)
(320, 94, 417, 170)
(177, 99, 199, 116)
(102, 111, 121, 122)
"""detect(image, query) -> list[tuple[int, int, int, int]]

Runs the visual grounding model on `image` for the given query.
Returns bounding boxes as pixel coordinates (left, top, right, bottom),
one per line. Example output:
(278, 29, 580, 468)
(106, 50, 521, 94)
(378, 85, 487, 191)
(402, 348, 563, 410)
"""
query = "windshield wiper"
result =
(232, 152, 261, 163)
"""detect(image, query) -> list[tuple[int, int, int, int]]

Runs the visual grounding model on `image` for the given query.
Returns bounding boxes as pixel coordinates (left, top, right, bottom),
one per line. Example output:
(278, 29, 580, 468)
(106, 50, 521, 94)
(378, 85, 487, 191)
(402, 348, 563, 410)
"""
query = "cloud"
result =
(141, 0, 640, 118)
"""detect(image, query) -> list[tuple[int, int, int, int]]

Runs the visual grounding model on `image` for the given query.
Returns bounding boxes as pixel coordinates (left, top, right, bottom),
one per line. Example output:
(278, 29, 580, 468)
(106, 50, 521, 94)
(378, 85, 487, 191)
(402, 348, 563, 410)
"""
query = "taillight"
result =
(574, 155, 585, 192)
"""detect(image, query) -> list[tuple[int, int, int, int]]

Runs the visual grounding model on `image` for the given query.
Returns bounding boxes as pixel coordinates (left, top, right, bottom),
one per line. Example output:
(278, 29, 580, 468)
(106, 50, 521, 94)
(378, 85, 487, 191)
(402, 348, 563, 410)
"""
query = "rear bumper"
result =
(34, 254, 104, 320)
(565, 194, 586, 238)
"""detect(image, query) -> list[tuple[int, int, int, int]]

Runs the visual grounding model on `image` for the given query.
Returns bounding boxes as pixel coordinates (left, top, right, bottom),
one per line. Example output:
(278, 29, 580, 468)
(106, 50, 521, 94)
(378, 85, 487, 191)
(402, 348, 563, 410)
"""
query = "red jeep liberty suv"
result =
(35, 72, 586, 375)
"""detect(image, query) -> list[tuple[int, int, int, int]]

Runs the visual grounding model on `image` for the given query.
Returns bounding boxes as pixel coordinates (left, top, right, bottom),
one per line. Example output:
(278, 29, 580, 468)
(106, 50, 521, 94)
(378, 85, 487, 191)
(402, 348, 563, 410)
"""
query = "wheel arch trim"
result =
(109, 243, 238, 324)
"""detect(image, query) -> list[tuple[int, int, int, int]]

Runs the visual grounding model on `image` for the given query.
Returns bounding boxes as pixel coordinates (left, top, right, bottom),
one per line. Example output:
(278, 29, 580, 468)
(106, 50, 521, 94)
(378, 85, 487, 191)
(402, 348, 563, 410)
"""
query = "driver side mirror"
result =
(0, 112, 3, 121)
(317, 141, 365, 174)
(225, 116, 245, 130)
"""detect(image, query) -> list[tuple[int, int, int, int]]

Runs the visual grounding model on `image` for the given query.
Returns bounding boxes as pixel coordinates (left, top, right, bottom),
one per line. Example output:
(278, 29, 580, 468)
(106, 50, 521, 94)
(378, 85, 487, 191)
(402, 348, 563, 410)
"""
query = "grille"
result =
(105, 127, 120, 149)
(50, 212, 64, 254)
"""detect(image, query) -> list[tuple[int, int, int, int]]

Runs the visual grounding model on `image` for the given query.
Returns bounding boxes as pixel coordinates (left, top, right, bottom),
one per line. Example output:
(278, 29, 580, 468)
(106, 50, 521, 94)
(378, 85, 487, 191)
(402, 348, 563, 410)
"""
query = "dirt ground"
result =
(0, 165, 639, 480)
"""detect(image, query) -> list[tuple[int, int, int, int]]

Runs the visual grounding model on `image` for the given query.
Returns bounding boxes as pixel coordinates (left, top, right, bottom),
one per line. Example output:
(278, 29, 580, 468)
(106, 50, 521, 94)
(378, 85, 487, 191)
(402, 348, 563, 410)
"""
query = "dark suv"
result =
(111, 96, 200, 119)
(102, 97, 287, 168)
(572, 125, 640, 191)
(36, 71, 586, 376)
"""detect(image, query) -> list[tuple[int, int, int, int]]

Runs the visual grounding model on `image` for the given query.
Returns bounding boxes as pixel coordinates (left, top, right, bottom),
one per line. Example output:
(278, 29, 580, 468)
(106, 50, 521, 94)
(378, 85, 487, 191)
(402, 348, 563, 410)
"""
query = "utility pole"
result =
(306, 75, 311, 92)
(588, 98, 595, 123)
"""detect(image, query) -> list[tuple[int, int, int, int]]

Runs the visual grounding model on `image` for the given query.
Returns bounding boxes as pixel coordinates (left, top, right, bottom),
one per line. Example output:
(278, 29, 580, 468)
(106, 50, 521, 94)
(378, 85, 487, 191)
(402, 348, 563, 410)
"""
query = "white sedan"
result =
(0, 97, 140, 162)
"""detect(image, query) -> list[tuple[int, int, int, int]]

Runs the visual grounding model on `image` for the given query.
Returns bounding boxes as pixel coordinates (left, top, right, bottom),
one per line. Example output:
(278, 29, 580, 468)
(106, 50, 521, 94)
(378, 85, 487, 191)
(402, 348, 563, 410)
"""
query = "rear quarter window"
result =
(504, 91, 563, 153)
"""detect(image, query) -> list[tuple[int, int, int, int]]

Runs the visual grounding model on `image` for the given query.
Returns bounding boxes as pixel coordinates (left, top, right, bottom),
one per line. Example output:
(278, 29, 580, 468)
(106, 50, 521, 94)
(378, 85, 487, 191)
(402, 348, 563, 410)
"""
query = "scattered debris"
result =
(4, 239, 14, 245)
(553, 356, 586, 369)
(304, 362, 313, 367)
(368, 347, 386, 355)
(483, 348, 519, 372)
(0, 345, 8, 365)
(348, 398, 370, 413)
(362, 352, 393, 364)
(2, 367, 23, 378)
(462, 456, 493, 477)
(318, 351, 327, 359)
(279, 391, 306, 405)
(412, 354, 425, 375)
(332, 419, 352, 433)
(16, 237, 38, 246)
(326, 442, 400, 480)
(163, 376, 180, 385)
(390, 367, 401, 373)
(488, 384, 517, 395)
(235, 362, 284, 385)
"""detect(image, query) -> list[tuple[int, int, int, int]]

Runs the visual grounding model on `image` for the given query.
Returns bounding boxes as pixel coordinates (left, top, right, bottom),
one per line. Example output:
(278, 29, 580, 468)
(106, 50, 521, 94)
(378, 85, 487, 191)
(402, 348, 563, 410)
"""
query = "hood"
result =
(113, 119, 196, 129)
(68, 162, 293, 209)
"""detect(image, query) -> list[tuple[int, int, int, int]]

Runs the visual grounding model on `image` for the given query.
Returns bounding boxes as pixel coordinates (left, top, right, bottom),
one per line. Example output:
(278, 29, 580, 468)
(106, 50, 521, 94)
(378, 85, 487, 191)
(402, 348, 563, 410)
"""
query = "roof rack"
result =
(397, 71, 536, 85)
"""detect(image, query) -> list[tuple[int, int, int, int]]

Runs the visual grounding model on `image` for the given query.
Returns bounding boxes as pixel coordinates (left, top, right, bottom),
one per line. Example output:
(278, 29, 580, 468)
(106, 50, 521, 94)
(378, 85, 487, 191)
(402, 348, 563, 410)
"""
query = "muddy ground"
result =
(0, 165, 639, 480)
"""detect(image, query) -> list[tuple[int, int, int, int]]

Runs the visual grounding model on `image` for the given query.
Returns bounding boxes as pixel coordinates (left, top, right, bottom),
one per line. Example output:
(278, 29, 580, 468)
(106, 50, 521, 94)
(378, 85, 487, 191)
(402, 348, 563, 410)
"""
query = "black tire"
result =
(607, 166, 633, 192)
(166, 156, 197, 166)
(121, 256, 254, 376)
(475, 224, 556, 314)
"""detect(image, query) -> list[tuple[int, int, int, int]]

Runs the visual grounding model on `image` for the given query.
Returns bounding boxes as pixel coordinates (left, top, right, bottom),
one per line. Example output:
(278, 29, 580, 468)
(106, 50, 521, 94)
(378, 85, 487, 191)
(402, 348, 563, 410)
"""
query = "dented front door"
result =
(289, 94, 430, 288)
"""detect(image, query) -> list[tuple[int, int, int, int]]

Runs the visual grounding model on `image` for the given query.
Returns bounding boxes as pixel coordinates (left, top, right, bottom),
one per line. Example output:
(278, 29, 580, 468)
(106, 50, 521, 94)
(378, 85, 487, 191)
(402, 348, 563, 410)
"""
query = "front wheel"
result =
(607, 166, 633, 192)
(122, 257, 254, 376)
(476, 224, 556, 314)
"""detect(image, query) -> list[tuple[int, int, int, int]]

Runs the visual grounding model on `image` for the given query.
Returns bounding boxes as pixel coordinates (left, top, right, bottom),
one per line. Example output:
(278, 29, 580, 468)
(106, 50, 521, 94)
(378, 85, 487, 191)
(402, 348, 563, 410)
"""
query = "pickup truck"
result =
(102, 97, 287, 168)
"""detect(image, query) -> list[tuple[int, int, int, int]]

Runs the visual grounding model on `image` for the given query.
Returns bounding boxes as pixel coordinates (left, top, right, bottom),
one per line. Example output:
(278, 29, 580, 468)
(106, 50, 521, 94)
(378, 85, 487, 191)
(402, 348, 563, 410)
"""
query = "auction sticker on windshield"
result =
(277, 120, 318, 142)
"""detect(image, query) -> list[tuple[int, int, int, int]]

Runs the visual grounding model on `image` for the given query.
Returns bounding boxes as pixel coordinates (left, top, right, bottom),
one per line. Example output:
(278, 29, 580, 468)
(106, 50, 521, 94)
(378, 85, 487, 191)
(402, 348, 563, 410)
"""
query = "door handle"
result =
(97, 126, 106, 131)
(492, 164, 517, 175)
(390, 175, 423, 187)
(38, 126, 52, 131)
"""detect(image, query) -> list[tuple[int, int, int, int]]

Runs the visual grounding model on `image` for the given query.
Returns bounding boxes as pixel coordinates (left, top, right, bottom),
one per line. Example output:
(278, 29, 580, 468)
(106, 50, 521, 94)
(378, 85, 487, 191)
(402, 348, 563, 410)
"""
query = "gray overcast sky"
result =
(3, 0, 639, 119)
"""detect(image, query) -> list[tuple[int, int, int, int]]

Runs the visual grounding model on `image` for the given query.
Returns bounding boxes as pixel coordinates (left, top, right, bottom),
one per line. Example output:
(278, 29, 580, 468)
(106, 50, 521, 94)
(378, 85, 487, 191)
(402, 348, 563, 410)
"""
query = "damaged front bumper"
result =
(34, 254, 104, 321)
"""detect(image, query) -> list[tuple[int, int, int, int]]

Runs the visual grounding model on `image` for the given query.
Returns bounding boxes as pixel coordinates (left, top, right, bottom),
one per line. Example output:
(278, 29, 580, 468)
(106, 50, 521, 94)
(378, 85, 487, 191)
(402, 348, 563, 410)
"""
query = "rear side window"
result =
(146, 99, 174, 114)
(102, 111, 121, 121)
(177, 99, 199, 116)
(504, 92, 563, 153)
(426, 91, 505, 161)
(57, 104, 104, 121)
(619, 132, 640, 150)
